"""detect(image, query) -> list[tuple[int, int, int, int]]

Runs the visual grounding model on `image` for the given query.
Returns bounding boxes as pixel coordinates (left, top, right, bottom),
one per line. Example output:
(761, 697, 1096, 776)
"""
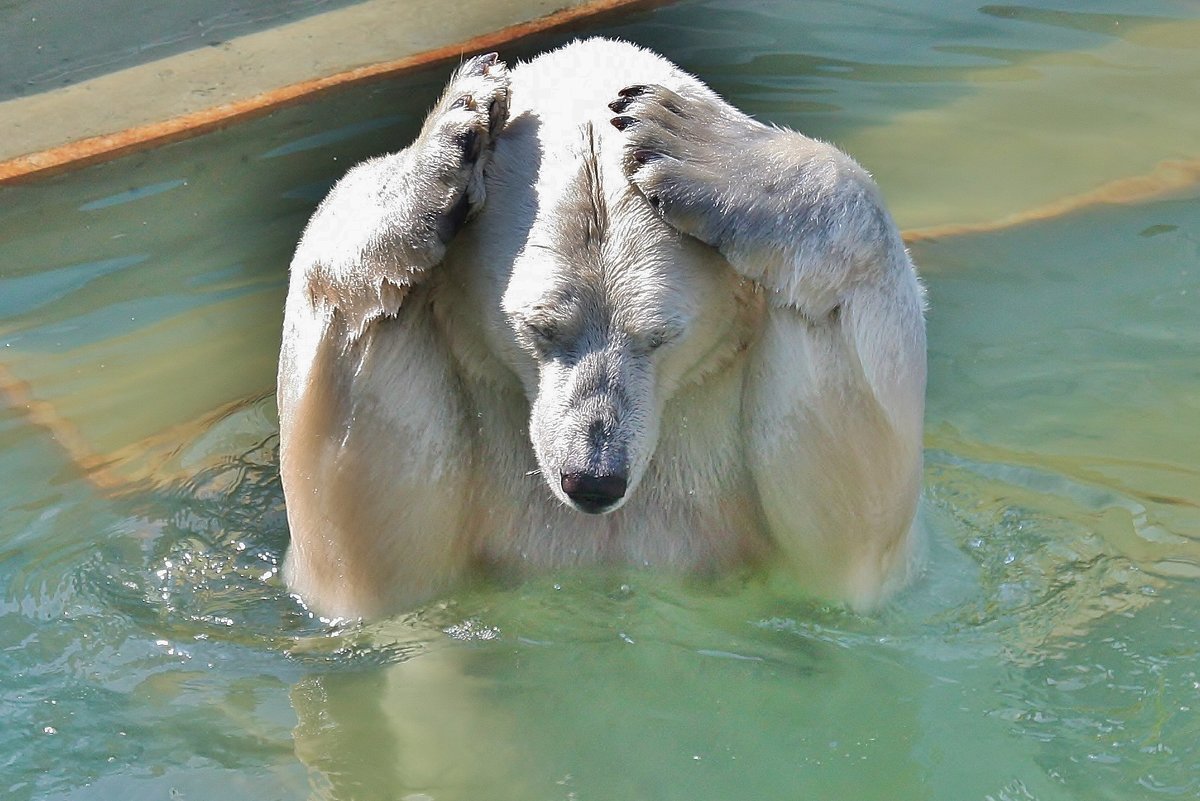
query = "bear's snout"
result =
(560, 471, 628, 514)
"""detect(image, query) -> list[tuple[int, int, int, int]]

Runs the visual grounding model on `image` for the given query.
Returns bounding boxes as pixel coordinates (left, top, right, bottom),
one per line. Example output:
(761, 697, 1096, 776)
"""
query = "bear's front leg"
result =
(610, 83, 927, 610)
(609, 83, 901, 321)
(293, 53, 510, 336)
(279, 53, 510, 619)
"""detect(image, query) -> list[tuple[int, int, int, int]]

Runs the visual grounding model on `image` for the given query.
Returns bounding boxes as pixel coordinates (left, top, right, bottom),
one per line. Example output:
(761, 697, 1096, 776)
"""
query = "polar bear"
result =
(277, 38, 926, 620)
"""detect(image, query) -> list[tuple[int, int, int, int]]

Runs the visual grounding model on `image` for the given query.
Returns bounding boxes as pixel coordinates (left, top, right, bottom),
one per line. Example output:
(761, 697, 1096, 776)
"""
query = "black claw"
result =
(610, 116, 636, 131)
(632, 149, 659, 164)
(608, 96, 634, 113)
(464, 52, 499, 76)
(618, 85, 649, 98)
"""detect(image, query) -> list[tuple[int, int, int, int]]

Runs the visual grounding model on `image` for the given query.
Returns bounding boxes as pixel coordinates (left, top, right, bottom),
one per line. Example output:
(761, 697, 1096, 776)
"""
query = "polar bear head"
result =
(484, 127, 751, 514)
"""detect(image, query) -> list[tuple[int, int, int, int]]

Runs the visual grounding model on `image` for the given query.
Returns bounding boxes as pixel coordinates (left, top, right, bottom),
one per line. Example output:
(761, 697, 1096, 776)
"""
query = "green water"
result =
(2, 1, 1198, 799)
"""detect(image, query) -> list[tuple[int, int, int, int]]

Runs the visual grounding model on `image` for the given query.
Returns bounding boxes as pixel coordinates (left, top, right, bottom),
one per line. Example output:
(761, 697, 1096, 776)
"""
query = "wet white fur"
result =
(278, 38, 926, 620)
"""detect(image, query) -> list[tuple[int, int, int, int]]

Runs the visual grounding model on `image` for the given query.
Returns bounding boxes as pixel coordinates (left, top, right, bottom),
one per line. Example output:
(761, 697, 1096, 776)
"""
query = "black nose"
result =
(560, 471, 628, 513)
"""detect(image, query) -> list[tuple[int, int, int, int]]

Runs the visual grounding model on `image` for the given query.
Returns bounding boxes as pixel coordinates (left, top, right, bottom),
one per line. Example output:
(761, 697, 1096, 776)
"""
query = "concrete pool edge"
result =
(0, 0, 666, 185)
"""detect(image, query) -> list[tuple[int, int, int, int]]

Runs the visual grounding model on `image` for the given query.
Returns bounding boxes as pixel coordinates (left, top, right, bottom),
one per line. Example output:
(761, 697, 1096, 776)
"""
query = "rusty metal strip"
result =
(0, 0, 665, 185)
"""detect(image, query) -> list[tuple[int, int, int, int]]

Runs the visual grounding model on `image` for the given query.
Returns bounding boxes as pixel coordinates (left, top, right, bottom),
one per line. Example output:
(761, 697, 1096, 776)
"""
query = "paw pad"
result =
(487, 97, 506, 136)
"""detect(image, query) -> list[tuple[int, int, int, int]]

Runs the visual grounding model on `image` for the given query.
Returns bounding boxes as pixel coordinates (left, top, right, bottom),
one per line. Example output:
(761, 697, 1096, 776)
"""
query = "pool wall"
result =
(0, 0, 661, 182)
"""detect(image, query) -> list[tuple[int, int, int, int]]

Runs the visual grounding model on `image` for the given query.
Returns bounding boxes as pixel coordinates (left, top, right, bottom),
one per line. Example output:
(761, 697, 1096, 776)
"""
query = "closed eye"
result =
(527, 321, 557, 344)
(523, 317, 564, 353)
(518, 299, 581, 357)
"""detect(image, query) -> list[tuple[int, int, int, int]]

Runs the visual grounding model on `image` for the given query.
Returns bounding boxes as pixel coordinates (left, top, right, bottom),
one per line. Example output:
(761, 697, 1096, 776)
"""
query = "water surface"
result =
(1, 1, 1198, 799)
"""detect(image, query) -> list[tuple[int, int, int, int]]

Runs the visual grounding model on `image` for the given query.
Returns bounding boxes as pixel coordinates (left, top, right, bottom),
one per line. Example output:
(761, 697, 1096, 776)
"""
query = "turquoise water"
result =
(2, 1, 1199, 798)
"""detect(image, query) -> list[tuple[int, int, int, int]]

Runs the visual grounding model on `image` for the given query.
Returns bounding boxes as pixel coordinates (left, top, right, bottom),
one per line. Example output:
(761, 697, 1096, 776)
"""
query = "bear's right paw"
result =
(607, 83, 751, 249)
(419, 52, 511, 242)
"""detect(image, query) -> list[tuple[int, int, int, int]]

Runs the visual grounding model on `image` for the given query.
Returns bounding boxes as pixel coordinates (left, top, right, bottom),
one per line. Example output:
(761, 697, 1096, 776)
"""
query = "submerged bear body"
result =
(278, 39, 927, 620)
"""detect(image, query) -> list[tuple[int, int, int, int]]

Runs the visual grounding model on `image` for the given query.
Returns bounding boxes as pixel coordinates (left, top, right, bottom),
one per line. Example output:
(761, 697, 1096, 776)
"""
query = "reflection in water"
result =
(0, 0, 1199, 799)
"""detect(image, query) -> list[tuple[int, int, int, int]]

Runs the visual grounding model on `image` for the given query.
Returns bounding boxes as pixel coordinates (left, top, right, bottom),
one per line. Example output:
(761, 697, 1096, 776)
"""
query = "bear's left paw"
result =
(608, 84, 751, 248)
